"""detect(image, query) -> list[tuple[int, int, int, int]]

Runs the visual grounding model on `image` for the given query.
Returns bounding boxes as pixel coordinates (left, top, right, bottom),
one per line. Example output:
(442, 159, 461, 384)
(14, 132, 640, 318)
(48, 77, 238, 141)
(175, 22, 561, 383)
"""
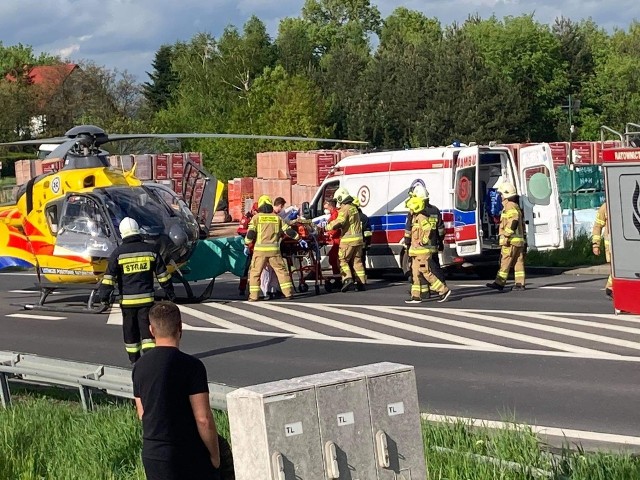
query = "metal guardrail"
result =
(0, 350, 236, 411)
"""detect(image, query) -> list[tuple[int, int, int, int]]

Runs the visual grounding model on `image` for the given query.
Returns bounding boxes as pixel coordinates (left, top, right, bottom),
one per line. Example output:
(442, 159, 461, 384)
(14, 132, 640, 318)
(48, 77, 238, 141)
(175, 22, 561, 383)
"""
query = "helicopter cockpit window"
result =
(56, 195, 116, 258)
(148, 186, 197, 223)
(102, 187, 171, 236)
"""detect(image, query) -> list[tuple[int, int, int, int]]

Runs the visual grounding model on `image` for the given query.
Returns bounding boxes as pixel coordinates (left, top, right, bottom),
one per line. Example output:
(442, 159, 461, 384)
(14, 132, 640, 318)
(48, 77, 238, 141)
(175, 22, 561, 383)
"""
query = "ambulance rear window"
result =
(455, 167, 476, 212)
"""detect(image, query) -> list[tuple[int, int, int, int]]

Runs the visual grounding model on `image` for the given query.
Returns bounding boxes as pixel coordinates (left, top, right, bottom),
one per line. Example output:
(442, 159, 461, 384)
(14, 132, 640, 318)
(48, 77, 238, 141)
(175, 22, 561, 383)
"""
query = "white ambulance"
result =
(309, 143, 564, 274)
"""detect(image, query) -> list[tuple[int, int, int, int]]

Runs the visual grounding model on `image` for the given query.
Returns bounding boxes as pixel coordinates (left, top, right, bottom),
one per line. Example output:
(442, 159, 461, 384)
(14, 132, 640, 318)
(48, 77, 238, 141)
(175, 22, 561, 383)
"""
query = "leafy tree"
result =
(302, 0, 382, 53)
(580, 22, 640, 138)
(275, 17, 317, 75)
(463, 15, 568, 141)
(0, 42, 58, 77)
(351, 8, 441, 147)
(143, 45, 178, 112)
(417, 25, 526, 146)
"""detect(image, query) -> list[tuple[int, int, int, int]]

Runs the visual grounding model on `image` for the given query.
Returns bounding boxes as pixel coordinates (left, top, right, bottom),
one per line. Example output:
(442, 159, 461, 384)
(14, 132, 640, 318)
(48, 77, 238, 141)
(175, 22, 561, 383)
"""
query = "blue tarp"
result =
(180, 236, 247, 281)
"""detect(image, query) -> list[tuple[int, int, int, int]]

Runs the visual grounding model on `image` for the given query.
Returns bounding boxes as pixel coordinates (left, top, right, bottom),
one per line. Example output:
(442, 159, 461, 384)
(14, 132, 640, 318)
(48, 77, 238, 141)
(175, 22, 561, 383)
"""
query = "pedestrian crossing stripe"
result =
(99, 301, 640, 362)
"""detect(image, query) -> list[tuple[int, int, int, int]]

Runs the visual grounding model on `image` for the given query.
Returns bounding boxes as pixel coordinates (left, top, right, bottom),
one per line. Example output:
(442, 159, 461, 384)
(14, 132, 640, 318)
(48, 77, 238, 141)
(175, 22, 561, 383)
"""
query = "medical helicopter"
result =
(0, 125, 367, 312)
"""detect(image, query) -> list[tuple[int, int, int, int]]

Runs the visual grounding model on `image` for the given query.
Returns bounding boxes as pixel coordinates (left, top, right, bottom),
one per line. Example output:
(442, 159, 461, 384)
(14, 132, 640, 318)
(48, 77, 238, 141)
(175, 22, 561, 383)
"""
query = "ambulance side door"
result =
(453, 147, 482, 256)
(518, 144, 564, 250)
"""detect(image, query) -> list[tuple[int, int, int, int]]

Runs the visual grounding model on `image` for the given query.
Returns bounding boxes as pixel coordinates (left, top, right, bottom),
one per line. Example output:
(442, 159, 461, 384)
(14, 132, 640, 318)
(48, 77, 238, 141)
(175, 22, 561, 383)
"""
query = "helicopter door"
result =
(182, 159, 223, 231)
(55, 194, 118, 258)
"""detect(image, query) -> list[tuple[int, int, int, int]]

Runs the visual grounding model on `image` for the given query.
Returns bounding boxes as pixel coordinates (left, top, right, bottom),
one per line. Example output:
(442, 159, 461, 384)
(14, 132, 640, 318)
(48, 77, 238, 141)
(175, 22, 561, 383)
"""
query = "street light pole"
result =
(567, 94, 575, 240)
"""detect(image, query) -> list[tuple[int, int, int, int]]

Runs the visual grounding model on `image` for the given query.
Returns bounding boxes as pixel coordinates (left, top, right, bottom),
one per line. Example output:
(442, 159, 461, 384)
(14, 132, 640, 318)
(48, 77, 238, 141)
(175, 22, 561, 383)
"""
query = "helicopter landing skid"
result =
(173, 277, 216, 304)
(16, 284, 108, 314)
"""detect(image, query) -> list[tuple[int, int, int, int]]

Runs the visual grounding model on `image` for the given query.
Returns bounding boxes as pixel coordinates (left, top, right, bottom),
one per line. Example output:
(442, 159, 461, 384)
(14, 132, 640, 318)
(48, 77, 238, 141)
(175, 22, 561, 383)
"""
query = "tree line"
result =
(2, 0, 640, 182)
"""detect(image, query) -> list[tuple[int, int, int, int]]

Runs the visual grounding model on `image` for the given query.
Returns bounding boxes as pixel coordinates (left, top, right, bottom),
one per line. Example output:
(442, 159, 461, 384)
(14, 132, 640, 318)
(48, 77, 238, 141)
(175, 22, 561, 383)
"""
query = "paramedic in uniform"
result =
(99, 217, 176, 364)
(244, 195, 301, 302)
(592, 201, 613, 298)
(405, 196, 451, 303)
(326, 187, 366, 292)
(486, 182, 526, 291)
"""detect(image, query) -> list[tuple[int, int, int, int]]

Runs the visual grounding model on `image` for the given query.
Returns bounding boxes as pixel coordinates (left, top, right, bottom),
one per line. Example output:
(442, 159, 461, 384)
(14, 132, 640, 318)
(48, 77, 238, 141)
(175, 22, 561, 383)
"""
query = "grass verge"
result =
(526, 233, 606, 268)
(1, 391, 639, 479)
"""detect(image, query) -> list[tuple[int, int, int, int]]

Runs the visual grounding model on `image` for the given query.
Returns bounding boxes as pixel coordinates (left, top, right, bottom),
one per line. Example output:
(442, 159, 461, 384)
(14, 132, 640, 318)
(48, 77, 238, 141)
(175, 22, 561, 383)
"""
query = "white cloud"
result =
(0, 0, 638, 81)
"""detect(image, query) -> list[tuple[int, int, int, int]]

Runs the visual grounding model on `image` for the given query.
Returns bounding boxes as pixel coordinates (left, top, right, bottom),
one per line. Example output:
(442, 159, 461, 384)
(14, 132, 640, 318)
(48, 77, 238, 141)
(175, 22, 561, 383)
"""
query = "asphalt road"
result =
(1, 269, 639, 447)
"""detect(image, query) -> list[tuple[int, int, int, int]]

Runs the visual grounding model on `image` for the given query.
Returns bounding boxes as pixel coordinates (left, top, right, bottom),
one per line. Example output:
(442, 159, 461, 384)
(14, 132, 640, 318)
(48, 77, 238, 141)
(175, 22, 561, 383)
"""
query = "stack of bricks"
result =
(228, 177, 254, 221)
(252, 150, 354, 210)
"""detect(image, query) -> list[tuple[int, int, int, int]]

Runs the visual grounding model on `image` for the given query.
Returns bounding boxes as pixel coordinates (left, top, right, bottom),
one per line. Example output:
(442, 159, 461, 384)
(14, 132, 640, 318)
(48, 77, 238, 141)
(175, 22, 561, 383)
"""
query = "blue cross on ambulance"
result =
(309, 143, 564, 274)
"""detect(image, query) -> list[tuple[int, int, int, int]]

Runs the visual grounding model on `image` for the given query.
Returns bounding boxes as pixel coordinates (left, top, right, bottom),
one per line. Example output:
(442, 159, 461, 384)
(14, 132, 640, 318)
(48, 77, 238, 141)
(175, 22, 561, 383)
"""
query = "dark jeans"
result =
(142, 456, 220, 480)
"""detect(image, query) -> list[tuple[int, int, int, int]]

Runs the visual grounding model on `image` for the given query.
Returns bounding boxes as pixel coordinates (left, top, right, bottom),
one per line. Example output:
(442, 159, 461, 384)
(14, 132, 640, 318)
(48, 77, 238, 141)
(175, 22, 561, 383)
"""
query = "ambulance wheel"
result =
(299, 283, 309, 293)
(315, 284, 321, 295)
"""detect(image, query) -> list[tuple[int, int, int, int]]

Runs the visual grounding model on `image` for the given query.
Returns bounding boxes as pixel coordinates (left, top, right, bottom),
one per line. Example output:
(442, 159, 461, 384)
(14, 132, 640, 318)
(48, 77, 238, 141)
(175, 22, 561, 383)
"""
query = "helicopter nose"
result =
(168, 224, 188, 248)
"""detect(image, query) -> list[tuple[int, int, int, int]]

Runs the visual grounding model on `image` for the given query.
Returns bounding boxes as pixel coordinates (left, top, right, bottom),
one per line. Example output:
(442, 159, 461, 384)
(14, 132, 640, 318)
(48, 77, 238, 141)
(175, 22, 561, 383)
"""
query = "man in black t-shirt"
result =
(133, 301, 220, 480)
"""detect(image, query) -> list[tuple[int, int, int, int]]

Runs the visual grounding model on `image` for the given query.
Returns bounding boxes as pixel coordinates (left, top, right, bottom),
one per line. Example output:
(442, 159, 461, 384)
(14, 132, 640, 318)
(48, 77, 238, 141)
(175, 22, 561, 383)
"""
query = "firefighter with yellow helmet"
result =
(244, 195, 301, 301)
(486, 182, 526, 291)
(352, 197, 372, 272)
(326, 187, 366, 292)
(405, 196, 451, 303)
(591, 201, 612, 298)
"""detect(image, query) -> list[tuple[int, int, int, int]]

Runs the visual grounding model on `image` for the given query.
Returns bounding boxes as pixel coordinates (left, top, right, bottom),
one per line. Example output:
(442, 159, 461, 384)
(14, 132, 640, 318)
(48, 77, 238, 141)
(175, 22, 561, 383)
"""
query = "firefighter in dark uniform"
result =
(99, 217, 175, 364)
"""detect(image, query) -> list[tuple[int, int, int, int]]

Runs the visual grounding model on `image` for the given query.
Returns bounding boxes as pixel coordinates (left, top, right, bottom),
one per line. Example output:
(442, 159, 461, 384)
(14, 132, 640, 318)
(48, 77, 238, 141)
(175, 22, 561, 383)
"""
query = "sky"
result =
(1, 0, 638, 83)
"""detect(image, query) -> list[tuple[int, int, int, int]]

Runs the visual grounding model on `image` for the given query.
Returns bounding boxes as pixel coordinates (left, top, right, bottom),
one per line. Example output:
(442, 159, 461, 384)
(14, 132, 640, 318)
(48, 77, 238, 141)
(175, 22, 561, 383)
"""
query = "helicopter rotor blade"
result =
(0, 137, 68, 147)
(46, 139, 80, 159)
(101, 133, 369, 145)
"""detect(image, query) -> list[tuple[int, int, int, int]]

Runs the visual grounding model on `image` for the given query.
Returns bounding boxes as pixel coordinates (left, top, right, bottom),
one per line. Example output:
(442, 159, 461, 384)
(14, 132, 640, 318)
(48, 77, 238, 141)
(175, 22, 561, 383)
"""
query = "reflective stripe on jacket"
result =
(245, 212, 298, 253)
(499, 200, 524, 246)
(409, 213, 436, 256)
(327, 203, 363, 246)
(99, 235, 174, 307)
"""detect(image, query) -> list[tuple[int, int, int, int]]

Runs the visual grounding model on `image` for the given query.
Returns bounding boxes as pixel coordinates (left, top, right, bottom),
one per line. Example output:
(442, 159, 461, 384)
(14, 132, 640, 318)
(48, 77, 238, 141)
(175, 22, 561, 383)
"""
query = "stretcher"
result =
(281, 221, 327, 295)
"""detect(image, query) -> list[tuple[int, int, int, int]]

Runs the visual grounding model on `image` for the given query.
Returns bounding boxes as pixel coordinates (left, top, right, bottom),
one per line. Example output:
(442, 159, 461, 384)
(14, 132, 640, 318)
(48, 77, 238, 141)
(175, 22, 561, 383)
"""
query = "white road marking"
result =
(106, 307, 122, 325)
(254, 302, 408, 342)
(178, 305, 255, 333)
(429, 308, 640, 352)
(6, 313, 65, 321)
(302, 303, 509, 350)
(510, 311, 640, 337)
(538, 286, 575, 290)
(204, 302, 329, 338)
(424, 414, 640, 446)
(365, 306, 613, 356)
(394, 306, 639, 321)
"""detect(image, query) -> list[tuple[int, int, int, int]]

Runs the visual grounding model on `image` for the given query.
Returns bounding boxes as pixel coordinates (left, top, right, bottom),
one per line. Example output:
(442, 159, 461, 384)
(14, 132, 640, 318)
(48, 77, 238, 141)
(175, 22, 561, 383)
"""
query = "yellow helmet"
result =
(333, 187, 350, 205)
(258, 195, 273, 207)
(497, 182, 517, 199)
(406, 196, 425, 214)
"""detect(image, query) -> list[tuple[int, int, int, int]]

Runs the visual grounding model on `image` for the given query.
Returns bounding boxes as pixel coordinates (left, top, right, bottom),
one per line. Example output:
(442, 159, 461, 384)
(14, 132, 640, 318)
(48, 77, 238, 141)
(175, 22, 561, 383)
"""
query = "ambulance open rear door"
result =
(518, 144, 564, 251)
(453, 147, 482, 257)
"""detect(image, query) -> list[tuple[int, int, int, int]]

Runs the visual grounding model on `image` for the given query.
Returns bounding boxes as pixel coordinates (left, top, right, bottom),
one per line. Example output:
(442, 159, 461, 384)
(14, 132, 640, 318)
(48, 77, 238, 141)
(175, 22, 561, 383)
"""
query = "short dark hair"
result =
(324, 199, 337, 208)
(149, 301, 181, 338)
(273, 197, 286, 207)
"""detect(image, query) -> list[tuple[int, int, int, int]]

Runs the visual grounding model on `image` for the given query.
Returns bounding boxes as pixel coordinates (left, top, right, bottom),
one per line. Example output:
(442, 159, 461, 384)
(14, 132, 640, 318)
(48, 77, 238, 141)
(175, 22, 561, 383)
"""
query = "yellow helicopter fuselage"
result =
(1, 163, 143, 284)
